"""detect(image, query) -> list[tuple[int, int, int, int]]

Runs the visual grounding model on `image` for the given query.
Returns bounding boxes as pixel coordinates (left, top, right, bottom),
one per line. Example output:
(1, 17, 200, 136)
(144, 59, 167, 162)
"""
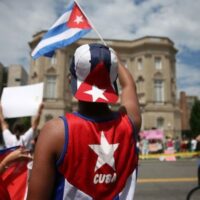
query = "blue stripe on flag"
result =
(33, 29, 91, 59)
(0, 146, 19, 155)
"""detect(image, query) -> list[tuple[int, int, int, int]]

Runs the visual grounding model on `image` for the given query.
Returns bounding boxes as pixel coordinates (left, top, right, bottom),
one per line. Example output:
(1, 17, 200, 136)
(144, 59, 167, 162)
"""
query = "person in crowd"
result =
(196, 135, 200, 152)
(141, 138, 149, 158)
(0, 103, 43, 148)
(166, 136, 174, 151)
(196, 135, 200, 185)
(174, 136, 181, 153)
(180, 137, 188, 152)
(190, 137, 197, 152)
(157, 140, 163, 153)
(0, 147, 32, 200)
(0, 147, 32, 174)
(27, 43, 141, 199)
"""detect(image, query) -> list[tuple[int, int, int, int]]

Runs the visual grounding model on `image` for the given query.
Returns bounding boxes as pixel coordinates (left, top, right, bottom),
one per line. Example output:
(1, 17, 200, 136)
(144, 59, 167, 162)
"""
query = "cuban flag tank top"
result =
(54, 112, 138, 200)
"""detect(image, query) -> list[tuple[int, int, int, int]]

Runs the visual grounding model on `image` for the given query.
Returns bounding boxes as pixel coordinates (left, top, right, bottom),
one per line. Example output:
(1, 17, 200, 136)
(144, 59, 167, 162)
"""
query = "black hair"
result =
(12, 121, 25, 139)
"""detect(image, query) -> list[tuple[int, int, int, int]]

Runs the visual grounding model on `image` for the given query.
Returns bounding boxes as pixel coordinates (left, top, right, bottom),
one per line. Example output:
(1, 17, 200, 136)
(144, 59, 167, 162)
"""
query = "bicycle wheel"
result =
(186, 186, 200, 200)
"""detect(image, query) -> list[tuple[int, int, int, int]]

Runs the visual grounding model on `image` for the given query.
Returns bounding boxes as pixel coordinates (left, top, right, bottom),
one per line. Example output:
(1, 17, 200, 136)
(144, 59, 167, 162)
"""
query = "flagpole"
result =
(74, 0, 107, 46)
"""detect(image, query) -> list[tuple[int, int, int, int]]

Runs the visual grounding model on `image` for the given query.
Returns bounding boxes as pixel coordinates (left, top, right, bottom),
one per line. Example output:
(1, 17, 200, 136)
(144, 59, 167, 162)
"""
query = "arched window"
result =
(51, 54, 57, 66)
(136, 76, 144, 93)
(155, 57, 162, 70)
(45, 75, 57, 99)
(137, 58, 143, 70)
(154, 78, 164, 103)
(45, 67, 57, 99)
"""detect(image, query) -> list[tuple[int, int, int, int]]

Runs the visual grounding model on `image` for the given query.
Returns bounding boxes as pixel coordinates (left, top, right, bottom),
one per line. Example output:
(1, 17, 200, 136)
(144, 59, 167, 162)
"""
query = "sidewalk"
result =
(139, 151, 200, 160)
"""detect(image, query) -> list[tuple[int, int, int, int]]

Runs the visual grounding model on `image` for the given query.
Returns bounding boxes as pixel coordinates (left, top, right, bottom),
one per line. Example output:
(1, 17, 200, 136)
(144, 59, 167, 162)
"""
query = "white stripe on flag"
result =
(31, 28, 82, 57)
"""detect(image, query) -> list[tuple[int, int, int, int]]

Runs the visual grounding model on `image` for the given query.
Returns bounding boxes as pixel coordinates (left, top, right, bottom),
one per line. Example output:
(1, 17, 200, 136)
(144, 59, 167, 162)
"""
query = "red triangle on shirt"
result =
(67, 3, 92, 29)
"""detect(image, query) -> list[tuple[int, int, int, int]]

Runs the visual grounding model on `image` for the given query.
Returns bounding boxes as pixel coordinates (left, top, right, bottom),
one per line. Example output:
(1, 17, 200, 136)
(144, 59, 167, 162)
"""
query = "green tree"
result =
(190, 100, 200, 137)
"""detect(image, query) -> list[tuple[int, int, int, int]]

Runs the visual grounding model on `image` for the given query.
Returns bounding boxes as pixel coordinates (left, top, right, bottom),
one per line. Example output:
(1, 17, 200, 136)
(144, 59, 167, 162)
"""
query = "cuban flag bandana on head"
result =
(31, 1, 92, 59)
(70, 43, 119, 103)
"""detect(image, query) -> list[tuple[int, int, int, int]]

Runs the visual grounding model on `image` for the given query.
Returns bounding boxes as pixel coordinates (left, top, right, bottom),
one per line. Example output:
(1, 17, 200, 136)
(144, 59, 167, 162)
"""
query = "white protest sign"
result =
(1, 83, 44, 118)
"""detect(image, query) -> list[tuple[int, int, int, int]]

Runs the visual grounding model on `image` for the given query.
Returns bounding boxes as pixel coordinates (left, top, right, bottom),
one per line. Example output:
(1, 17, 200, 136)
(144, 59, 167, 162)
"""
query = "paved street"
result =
(135, 158, 200, 200)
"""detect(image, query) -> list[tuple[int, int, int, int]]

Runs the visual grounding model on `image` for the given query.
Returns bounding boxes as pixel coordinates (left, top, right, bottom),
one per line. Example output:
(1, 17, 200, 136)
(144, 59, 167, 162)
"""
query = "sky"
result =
(0, 0, 199, 98)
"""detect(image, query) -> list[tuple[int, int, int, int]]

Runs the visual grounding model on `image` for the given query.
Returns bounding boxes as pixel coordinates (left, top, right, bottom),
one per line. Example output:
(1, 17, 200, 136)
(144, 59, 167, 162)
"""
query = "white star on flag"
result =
(89, 131, 119, 172)
(84, 85, 108, 102)
(74, 15, 84, 24)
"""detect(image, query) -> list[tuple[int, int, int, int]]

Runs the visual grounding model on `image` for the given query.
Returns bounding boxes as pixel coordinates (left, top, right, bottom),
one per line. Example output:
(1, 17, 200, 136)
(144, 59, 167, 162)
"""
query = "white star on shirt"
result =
(89, 132, 119, 172)
(74, 15, 83, 24)
(84, 85, 108, 102)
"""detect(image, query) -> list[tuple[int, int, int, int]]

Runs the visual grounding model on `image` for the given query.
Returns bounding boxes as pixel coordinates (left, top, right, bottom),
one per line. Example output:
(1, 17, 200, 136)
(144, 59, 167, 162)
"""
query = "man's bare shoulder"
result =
(41, 118, 64, 135)
(36, 118, 65, 158)
(39, 118, 65, 144)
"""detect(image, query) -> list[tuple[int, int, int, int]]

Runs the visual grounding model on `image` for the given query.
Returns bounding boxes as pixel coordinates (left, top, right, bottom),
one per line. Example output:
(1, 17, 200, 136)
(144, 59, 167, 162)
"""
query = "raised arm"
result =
(31, 103, 44, 131)
(117, 56, 141, 132)
(0, 103, 8, 131)
(0, 147, 32, 174)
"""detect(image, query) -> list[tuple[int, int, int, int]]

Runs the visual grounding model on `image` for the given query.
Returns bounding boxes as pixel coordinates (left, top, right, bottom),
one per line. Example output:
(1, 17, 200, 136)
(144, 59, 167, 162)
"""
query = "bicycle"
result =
(186, 157, 200, 200)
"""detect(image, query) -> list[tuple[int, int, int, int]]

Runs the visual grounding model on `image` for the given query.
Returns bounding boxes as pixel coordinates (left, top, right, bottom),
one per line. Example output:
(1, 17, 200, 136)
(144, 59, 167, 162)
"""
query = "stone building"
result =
(7, 64, 28, 87)
(179, 91, 198, 132)
(0, 64, 27, 92)
(29, 33, 181, 137)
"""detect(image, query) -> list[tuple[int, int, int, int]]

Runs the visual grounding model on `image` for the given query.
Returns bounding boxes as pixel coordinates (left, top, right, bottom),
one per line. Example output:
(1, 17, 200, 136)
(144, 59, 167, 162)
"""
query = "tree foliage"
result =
(190, 100, 200, 137)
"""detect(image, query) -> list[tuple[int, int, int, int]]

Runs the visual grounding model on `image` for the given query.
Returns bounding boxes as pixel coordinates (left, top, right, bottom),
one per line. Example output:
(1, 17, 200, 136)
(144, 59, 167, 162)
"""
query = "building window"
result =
(137, 76, 144, 93)
(137, 58, 143, 70)
(154, 79, 164, 102)
(157, 117, 164, 130)
(45, 75, 56, 99)
(15, 78, 21, 82)
(155, 57, 162, 70)
(51, 55, 57, 66)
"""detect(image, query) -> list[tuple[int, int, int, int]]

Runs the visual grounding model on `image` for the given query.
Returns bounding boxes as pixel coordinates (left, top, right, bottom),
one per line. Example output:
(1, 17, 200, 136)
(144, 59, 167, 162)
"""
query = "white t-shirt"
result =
(191, 139, 197, 151)
(2, 128, 34, 148)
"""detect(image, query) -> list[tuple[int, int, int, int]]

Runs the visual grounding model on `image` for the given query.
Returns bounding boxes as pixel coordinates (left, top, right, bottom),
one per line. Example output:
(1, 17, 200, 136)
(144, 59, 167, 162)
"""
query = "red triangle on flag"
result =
(67, 3, 92, 29)
(75, 62, 118, 103)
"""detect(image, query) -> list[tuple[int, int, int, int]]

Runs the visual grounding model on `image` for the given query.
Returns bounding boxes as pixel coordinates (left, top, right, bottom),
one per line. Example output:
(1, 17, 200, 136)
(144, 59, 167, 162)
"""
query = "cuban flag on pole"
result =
(31, 1, 92, 59)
